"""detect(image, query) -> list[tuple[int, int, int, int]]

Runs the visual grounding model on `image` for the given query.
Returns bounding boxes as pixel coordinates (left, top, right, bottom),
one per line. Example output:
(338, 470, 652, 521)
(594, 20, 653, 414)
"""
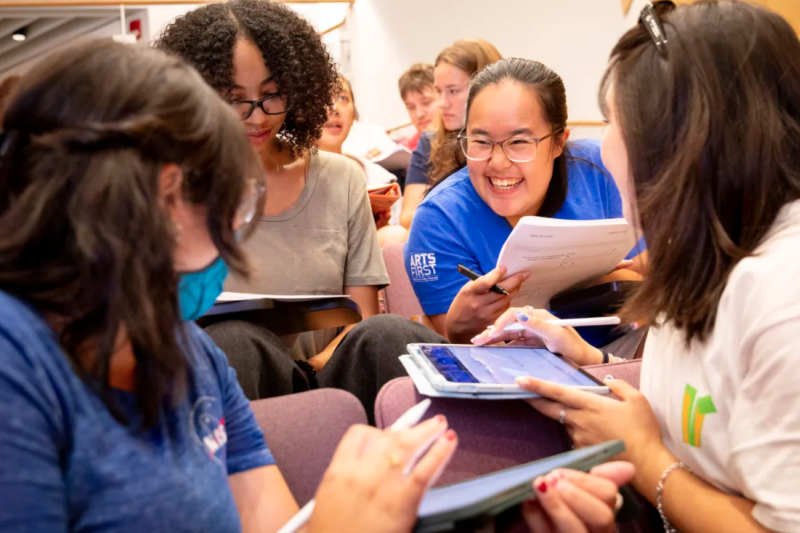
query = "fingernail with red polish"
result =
(537, 481, 548, 494)
(446, 429, 456, 441)
(436, 414, 446, 423)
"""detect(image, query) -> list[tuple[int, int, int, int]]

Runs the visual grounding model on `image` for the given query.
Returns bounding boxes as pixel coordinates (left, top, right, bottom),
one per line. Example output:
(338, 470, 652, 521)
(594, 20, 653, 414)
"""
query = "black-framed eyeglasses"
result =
(230, 93, 290, 120)
(457, 127, 564, 163)
(639, 1, 676, 58)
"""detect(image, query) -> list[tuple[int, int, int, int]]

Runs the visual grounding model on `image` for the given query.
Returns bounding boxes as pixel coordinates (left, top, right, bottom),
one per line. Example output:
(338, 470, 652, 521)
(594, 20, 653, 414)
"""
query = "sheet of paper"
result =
(496, 217, 635, 308)
(216, 292, 350, 303)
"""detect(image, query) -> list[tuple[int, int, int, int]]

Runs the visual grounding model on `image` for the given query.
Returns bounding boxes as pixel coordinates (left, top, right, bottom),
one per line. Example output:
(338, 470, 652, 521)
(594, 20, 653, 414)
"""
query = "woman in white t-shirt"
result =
(473, 2, 800, 532)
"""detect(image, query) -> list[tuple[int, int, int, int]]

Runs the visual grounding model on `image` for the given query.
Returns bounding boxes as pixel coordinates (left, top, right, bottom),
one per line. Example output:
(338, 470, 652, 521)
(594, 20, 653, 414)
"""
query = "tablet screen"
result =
(418, 345, 599, 387)
(418, 443, 618, 519)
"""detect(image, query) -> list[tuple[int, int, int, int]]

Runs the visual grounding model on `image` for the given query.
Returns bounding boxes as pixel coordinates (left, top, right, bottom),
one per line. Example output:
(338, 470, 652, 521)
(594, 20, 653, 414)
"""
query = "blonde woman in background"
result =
(400, 39, 502, 229)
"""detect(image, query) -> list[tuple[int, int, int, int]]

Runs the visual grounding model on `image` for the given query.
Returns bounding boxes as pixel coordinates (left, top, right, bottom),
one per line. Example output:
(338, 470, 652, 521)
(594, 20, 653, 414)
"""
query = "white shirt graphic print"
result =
(641, 200, 800, 533)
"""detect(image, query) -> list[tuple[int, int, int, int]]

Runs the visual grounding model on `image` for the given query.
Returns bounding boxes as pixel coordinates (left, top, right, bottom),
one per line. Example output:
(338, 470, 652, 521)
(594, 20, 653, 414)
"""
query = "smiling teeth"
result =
(490, 177, 523, 190)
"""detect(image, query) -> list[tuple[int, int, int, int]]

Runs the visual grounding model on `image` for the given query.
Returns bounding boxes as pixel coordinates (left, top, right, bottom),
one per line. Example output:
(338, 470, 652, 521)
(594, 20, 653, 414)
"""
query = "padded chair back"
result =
(381, 242, 423, 319)
(251, 389, 367, 505)
(375, 379, 571, 486)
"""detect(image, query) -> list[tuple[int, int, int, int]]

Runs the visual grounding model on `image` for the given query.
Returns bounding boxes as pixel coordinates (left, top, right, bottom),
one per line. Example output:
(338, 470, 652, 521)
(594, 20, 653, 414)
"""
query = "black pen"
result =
(457, 264, 510, 296)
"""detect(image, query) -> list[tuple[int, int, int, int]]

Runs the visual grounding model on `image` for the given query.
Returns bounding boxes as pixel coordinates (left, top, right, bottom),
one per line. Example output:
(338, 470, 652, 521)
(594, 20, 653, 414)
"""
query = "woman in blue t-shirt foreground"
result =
(405, 58, 645, 345)
(0, 40, 631, 533)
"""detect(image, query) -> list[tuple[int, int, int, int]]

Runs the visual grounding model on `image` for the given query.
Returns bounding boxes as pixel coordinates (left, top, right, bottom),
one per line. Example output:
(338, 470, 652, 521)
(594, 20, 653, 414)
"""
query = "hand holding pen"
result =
(473, 307, 618, 367)
(447, 265, 530, 344)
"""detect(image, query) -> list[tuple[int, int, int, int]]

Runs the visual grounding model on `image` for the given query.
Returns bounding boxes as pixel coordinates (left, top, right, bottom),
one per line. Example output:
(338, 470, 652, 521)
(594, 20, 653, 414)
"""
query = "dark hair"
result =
(0, 75, 20, 121)
(429, 58, 571, 216)
(602, 0, 800, 343)
(429, 39, 503, 185)
(0, 40, 261, 427)
(398, 63, 434, 100)
(154, 0, 340, 159)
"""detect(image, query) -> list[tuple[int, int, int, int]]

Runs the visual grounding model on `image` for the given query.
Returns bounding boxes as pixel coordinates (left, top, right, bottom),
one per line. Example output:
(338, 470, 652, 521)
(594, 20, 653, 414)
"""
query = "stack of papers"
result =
(497, 217, 636, 308)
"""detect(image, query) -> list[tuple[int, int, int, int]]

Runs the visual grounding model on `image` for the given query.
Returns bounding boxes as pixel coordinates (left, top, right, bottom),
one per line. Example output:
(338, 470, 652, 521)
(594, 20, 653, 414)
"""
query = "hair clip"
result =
(640, 3, 670, 58)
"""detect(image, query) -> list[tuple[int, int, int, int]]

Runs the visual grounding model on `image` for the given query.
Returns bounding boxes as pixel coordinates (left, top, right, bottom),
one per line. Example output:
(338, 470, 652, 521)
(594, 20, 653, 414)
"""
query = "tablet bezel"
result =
(408, 343, 609, 393)
(414, 440, 626, 533)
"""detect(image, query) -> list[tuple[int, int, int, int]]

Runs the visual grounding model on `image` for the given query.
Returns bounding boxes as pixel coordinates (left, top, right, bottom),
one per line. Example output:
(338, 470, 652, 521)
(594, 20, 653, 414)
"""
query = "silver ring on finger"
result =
(558, 409, 567, 425)
(615, 492, 624, 514)
(525, 305, 534, 316)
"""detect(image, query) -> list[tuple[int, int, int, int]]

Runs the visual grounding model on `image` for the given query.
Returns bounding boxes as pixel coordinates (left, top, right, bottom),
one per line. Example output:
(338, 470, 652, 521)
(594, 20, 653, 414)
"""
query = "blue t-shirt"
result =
(405, 131, 434, 186)
(405, 138, 643, 317)
(0, 291, 275, 533)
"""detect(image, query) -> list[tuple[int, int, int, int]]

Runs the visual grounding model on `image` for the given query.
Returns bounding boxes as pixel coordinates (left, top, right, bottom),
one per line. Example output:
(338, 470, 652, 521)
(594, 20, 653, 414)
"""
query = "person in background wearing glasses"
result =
(399, 39, 502, 230)
(155, 0, 410, 414)
(475, 2, 800, 532)
(405, 57, 646, 345)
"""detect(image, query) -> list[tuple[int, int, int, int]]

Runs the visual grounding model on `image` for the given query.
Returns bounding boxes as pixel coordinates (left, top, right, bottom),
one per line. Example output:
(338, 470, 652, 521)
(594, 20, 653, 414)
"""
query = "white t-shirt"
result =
(641, 200, 800, 532)
(342, 121, 409, 165)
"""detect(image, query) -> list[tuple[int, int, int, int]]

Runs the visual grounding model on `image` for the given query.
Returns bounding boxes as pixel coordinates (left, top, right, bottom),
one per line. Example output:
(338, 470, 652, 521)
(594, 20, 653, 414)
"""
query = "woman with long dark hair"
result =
(0, 39, 462, 533)
(478, 2, 800, 531)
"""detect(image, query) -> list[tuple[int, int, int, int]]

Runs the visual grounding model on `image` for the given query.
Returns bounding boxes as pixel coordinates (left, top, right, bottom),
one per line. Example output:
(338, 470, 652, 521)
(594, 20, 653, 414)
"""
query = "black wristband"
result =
(600, 349, 610, 365)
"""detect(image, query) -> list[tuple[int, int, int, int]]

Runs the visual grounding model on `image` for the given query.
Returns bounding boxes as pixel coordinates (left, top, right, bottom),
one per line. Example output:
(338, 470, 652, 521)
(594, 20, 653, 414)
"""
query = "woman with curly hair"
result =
(154, 0, 412, 416)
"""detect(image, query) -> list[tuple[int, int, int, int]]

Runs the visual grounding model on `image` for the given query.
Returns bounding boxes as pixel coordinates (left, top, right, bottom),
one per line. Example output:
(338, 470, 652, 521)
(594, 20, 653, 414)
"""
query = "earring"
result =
(172, 222, 183, 243)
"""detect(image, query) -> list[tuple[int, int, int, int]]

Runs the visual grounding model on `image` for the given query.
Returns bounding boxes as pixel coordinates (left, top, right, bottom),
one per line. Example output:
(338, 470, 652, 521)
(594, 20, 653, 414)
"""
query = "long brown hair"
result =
(429, 39, 502, 188)
(604, 0, 800, 344)
(0, 40, 262, 427)
(0, 75, 20, 121)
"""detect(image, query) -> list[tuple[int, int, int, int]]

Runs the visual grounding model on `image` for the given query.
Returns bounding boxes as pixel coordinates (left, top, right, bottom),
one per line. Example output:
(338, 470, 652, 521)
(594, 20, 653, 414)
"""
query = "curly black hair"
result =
(154, 0, 340, 158)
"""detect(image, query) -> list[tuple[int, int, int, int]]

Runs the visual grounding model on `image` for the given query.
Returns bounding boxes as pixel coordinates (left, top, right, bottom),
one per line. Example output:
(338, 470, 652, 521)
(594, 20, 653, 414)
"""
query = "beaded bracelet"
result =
(657, 461, 692, 533)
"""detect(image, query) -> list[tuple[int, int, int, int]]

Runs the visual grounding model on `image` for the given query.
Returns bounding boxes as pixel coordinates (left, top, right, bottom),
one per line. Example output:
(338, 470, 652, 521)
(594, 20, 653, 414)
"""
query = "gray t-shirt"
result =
(226, 151, 389, 359)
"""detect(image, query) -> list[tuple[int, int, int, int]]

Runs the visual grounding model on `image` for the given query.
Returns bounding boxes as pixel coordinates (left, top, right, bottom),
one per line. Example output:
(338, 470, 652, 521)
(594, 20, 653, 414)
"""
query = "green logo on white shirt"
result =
(682, 384, 717, 447)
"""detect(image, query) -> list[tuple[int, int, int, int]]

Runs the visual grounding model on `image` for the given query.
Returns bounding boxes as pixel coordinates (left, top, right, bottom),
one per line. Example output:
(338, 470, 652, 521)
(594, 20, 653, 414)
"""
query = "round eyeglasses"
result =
(230, 93, 290, 120)
(457, 127, 564, 163)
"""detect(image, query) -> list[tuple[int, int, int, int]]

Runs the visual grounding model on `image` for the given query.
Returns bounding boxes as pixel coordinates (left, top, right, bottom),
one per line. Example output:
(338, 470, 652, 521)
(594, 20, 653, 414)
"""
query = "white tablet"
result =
(406, 344, 609, 395)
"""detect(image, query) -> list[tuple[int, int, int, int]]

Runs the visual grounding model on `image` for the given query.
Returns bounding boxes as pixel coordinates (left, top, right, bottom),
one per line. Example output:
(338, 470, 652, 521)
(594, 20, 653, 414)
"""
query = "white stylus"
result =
(503, 316, 621, 332)
(276, 399, 433, 533)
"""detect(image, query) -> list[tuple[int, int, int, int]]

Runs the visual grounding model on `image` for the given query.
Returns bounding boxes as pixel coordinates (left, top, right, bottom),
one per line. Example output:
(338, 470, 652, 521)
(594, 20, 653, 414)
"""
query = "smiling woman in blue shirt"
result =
(405, 58, 646, 344)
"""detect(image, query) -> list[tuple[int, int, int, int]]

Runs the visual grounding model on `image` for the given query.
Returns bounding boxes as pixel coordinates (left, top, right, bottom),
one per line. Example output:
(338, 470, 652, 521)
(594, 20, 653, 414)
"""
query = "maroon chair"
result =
(374, 360, 642, 485)
(381, 242, 424, 319)
(251, 389, 367, 505)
